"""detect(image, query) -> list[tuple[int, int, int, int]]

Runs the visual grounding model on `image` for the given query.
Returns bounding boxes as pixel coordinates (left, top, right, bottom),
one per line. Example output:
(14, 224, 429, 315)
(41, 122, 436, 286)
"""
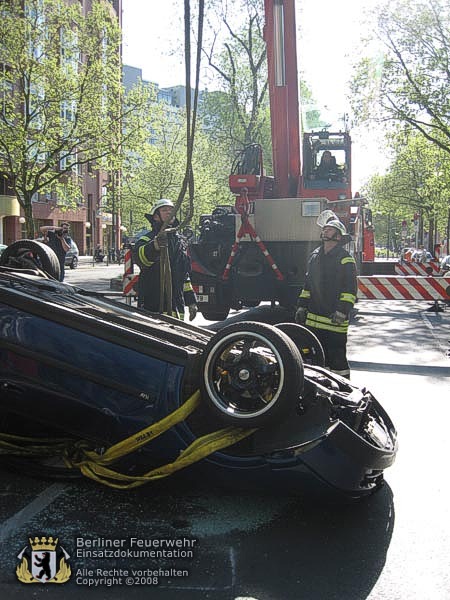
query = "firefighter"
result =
(295, 213, 357, 379)
(134, 199, 198, 320)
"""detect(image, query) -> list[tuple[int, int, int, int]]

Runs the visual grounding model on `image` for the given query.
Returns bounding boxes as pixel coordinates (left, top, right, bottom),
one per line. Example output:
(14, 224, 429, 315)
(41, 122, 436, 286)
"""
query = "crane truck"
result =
(189, 0, 375, 321)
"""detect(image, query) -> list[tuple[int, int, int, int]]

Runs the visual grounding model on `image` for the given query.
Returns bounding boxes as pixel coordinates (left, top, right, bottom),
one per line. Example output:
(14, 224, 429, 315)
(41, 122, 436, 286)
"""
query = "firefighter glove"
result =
(188, 304, 198, 321)
(295, 307, 308, 324)
(330, 311, 347, 325)
(154, 232, 168, 251)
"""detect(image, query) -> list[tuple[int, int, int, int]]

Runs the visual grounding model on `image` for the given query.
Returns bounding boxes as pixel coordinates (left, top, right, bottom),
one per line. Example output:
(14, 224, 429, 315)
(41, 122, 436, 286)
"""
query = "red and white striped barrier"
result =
(123, 273, 139, 296)
(123, 246, 134, 276)
(394, 261, 440, 276)
(358, 276, 450, 301)
(122, 244, 138, 297)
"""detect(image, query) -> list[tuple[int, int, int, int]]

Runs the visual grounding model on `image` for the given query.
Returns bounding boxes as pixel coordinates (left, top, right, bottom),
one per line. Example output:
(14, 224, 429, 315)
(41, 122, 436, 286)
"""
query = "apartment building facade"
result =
(0, 0, 122, 255)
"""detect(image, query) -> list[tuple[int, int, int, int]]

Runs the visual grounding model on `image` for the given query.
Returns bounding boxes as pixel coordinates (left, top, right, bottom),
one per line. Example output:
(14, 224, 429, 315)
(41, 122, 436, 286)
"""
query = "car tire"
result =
(0, 239, 60, 280)
(70, 256, 78, 269)
(275, 323, 326, 367)
(200, 321, 304, 428)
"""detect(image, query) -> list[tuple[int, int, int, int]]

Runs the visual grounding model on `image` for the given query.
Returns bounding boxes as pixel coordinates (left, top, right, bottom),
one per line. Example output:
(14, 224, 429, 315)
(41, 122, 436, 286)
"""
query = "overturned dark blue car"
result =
(0, 240, 397, 499)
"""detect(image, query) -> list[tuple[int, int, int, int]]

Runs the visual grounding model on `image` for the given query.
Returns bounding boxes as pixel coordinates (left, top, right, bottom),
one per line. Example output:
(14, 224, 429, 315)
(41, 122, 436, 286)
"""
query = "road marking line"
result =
(420, 312, 449, 356)
(230, 545, 237, 588)
(0, 483, 68, 543)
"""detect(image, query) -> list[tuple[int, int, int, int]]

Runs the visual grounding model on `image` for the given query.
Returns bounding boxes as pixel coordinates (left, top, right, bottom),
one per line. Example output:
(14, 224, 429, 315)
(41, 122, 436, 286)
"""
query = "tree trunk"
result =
(23, 195, 36, 239)
(447, 207, 450, 255)
(427, 217, 434, 252)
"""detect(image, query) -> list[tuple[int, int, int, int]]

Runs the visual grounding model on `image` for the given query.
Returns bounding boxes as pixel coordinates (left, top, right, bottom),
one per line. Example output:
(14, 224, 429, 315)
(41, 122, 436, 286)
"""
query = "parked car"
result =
(64, 239, 79, 269)
(440, 254, 450, 275)
(0, 244, 7, 258)
(0, 240, 397, 500)
(411, 249, 433, 263)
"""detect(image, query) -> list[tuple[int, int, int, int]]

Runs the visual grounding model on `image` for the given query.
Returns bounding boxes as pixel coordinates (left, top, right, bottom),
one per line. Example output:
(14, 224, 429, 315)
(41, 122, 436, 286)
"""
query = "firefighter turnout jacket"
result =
(297, 244, 357, 334)
(134, 218, 196, 318)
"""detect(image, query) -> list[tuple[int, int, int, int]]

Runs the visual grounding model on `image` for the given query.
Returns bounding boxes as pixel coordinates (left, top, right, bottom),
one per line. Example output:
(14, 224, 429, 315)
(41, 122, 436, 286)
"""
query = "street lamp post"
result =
(110, 169, 122, 261)
(101, 223, 109, 265)
(18, 216, 26, 239)
(85, 221, 91, 255)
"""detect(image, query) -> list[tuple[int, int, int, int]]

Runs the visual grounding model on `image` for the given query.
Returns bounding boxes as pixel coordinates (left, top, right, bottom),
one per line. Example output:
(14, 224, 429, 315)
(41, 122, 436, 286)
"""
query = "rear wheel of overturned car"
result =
(200, 322, 304, 428)
(0, 239, 60, 280)
(275, 323, 326, 367)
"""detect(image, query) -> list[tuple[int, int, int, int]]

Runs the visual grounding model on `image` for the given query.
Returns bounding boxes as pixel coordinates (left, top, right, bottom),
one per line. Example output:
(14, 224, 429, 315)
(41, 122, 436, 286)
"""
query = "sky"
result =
(121, 0, 386, 190)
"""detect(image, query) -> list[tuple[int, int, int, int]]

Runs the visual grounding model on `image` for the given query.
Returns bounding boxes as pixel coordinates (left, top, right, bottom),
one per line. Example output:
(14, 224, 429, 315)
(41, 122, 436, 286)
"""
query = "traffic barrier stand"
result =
(425, 300, 446, 313)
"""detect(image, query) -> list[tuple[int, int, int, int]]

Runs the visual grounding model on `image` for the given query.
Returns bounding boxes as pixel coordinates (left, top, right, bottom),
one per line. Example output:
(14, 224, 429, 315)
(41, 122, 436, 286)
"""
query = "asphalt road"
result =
(1, 261, 450, 599)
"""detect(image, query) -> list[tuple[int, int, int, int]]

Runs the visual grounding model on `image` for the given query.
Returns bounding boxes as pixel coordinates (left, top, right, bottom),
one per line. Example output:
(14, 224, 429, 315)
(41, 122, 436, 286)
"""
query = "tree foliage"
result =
(121, 110, 231, 236)
(123, 0, 325, 234)
(365, 130, 450, 248)
(200, 0, 322, 177)
(350, 0, 450, 248)
(201, 0, 271, 165)
(0, 0, 149, 237)
(351, 0, 450, 154)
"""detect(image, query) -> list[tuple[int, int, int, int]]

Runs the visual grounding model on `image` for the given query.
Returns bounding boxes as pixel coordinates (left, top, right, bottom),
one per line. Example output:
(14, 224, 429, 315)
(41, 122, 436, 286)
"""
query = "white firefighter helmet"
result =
(317, 209, 338, 228)
(323, 218, 347, 236)
(316, 210, 347, 236)
(149, 198, 175, 216)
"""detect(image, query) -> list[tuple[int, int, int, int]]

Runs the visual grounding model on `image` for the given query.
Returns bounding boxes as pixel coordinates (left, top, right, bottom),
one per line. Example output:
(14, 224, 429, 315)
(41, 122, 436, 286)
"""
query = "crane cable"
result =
(159, 0, 204, 314)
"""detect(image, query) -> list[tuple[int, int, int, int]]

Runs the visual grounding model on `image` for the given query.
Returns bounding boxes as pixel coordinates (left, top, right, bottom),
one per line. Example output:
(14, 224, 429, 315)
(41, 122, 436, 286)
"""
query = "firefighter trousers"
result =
(307, 327, 350, 379)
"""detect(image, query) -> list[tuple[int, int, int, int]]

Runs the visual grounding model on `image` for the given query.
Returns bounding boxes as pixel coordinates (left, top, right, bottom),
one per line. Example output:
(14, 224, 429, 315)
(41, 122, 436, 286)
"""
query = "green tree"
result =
(351, 0, 450, 155)
(350, 0, 450, 249)
(202, 0, 271, 162)
(365, 131, 450, 249)
(0, 0, 148, 237)
(201, 0, 322, 178)
(121, 109, 231, 236)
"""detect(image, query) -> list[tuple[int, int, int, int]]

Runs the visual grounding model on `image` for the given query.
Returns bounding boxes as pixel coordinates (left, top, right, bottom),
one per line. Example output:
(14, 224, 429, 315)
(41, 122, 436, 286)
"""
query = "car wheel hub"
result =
(238, 368, 250, 381)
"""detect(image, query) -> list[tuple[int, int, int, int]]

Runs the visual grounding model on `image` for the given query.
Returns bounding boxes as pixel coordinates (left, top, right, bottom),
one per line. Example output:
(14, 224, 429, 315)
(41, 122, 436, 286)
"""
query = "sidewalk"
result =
(79, 255, 94, 265)
(78, 255, 123, 268)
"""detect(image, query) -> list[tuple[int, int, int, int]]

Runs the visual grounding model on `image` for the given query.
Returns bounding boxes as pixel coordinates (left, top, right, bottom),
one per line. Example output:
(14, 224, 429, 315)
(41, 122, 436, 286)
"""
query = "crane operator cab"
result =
(302, 131, 352, 201)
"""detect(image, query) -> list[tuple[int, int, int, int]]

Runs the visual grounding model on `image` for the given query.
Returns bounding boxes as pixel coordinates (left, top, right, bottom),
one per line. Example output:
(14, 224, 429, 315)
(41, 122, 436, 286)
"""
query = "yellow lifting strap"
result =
(0, 390, 257, 490)
(75, 389, 203, 466)
(0, 433, 73, 456)
(70, 425, 256, 490)
(0, 392, 202, 460)
(64, 390, 256, 489)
